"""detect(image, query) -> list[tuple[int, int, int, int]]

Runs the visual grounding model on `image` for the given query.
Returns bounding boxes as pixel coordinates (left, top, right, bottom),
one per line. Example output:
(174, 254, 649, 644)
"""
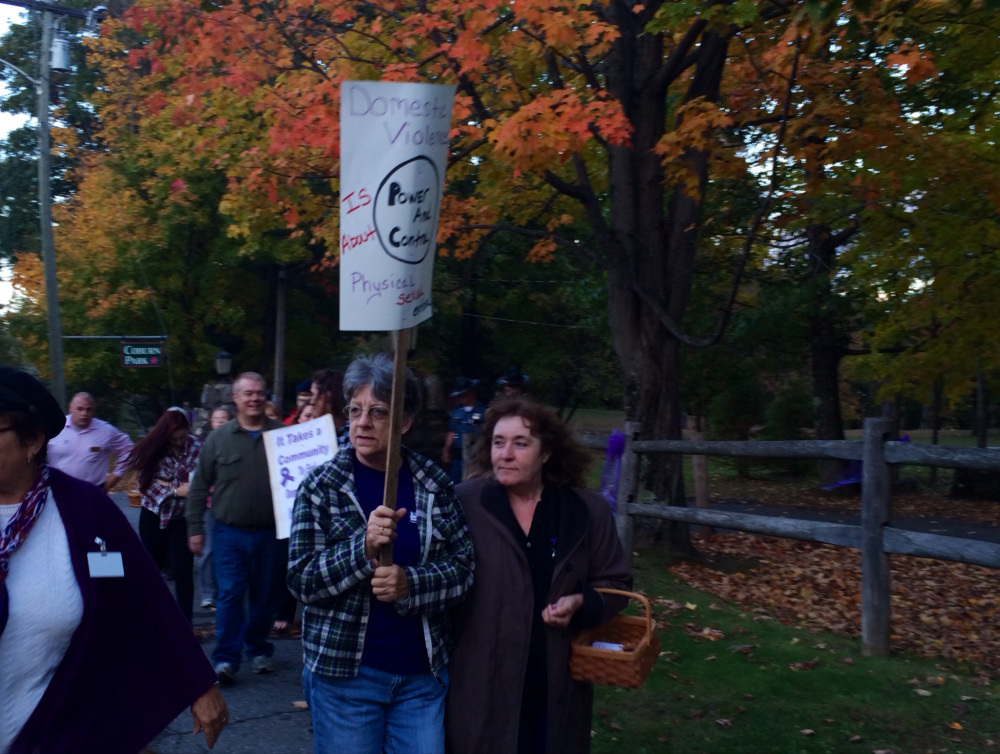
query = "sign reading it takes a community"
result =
(339, 80, 456, 332)
(263, 415, 338, 539)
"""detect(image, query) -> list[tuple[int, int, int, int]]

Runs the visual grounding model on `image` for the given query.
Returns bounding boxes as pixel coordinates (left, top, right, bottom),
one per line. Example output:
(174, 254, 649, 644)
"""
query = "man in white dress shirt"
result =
(47, 392, 134, 490)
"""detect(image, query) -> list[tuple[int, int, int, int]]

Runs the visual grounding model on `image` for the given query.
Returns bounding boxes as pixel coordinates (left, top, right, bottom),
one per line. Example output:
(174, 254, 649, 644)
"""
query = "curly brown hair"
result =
(469, 396, 591, 489)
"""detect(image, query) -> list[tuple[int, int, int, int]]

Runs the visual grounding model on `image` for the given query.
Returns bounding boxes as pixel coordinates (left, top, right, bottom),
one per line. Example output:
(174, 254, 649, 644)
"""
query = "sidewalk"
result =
(109, 493, 314, 754)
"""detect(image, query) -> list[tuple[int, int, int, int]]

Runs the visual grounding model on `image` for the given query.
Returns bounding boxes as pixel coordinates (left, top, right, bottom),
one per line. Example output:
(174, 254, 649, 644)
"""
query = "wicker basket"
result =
(127, 490, 142, 508)
(569, 588, 661, 689)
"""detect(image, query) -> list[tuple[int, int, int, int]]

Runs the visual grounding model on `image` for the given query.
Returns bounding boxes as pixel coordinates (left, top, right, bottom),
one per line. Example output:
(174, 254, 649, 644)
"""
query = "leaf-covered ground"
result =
(671, 533, 1000, 673)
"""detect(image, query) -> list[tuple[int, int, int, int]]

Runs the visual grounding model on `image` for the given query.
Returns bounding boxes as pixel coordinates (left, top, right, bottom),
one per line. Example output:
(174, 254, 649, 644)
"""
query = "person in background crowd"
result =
(288, 353, 474, 754)
(270, 401, 315, 636)
(294, 402, 316, 424)
(126, 408, 202, 623)
(47, 392, 134, 491)
(447, 396, 632, 754)
(311, 368, 350, 447)
(264, 402, 282, 422)
(197, 407, 232, 610)
(497, 367, 530, 398)
(0, 368, 227, 752)
(285, 381, 314, 425)
(442, 377, 486, 485)
(187, 373, 284, 686)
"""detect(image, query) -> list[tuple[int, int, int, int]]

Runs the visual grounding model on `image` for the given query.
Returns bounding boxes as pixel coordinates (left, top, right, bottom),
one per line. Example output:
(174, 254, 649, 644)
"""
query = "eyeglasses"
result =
(344, 405, 390, 423)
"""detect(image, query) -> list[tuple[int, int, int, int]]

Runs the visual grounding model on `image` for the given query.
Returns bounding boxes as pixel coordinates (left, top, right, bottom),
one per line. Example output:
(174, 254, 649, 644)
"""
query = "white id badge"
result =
(88, 551, 125, 577)
(88, 537, 125, 578)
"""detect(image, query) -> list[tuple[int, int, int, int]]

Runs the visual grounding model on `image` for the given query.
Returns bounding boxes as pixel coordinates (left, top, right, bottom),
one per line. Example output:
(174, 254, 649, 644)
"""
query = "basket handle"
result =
(594, 588, 653, 639)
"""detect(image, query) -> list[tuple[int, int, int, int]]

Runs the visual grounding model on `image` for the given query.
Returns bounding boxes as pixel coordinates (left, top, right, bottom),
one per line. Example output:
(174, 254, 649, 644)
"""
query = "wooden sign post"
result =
(379, 328, 411, 567)
(338, 81, 455, 564)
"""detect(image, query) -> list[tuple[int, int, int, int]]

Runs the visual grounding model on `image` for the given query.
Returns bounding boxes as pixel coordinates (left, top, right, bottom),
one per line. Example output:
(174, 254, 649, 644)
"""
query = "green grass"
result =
(590, 548, 1000, 754)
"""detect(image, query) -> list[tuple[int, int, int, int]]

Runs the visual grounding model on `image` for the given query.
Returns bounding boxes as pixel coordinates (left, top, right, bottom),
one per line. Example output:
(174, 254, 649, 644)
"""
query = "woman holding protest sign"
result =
(288, 353, 474, 754)
(446, 396, 631, 754)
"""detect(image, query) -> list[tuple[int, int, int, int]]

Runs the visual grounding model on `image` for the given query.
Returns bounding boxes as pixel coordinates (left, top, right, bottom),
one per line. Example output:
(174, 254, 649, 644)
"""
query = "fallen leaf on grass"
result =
(949, 722, 964, 730)
(729, 644, 757, 654)
(716, 719, 732, 729)
(800, 729, 814, 736)
(926, 675, 946, 686)
(841, 657, 855, 664)
(960, 695, 978, 701)
(684, 602, 697, 611)
(914, 689, 932, 697)
(849, 734, 862, 743)
(789, 658, 821, 671)
(907, 678, 921, 685)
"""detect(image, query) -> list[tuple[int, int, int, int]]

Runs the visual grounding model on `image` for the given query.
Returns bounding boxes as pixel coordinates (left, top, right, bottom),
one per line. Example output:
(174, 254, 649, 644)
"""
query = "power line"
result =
(462, 312, 582, 329)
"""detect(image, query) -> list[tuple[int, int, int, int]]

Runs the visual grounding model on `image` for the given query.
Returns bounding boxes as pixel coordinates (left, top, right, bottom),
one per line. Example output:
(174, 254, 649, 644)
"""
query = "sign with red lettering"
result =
(339, 81, 456, 331)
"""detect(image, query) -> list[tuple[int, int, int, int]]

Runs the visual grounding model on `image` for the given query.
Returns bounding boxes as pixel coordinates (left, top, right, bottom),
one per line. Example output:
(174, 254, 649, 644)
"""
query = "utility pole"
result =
(273, 267, 286, 407)
(36, 10, 66, 407)
(1, 0, 100, 407)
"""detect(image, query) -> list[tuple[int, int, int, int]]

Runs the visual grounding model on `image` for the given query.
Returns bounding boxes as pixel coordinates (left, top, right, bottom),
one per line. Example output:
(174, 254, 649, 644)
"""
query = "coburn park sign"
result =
(121, 339, 164, 368)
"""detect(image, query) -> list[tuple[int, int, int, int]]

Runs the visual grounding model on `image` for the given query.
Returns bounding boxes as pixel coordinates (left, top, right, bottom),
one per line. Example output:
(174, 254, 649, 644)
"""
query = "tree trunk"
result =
(976, 365, 988, 449)
(599, 17, 732, 557)
(806, 224, 846, 486)
(930, 375, 942, 486)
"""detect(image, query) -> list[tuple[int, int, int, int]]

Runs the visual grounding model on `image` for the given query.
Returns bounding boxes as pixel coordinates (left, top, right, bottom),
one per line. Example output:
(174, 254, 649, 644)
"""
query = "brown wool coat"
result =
(446, 477, 633, 754)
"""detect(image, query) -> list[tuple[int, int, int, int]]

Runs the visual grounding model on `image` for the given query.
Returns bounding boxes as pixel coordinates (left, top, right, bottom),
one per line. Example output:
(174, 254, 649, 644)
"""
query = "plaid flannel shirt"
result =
(141, 435, 203, 529)
(287, 446, 474, 679)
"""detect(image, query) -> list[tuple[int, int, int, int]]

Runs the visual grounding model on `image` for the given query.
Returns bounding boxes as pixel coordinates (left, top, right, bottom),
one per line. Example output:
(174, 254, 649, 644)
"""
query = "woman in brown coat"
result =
(446, 397, 632, 754)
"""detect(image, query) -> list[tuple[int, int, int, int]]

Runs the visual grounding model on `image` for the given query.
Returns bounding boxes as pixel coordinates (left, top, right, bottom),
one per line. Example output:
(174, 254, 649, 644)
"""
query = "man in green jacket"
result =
(188, 371, 285, 685)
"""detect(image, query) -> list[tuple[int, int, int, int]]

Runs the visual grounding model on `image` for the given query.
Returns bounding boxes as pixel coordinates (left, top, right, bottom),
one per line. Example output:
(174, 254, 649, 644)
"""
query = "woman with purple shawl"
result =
(0, 368, 228, 754)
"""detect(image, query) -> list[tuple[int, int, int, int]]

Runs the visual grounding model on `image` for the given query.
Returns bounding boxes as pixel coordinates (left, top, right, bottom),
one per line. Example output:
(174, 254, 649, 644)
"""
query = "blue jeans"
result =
(212, 521, 276, 669)
(303, 664, 447, 754)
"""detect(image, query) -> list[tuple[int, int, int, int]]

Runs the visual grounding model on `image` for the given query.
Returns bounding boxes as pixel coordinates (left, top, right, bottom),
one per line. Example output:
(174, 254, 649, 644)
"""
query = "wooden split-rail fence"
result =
(578, 417, 1000, 657)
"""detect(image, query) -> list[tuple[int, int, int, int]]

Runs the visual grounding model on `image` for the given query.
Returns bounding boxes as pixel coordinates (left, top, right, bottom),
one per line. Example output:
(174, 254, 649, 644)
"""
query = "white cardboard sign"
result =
(339, 80, 456, 331)
(263, 414, 338, 539)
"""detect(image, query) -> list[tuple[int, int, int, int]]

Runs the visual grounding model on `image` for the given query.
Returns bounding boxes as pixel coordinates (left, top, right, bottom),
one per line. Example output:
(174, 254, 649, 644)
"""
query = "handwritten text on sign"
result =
(263, 414, 338, 539)
(339, 81, 455, 331)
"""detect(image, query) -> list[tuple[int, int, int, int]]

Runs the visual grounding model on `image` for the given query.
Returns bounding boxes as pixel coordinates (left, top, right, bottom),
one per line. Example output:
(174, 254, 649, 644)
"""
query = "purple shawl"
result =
(10, 469, 216, 754)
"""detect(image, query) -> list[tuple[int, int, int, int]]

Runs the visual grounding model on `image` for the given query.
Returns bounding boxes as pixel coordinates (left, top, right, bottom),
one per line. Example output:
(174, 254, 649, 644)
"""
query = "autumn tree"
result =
(96, 0, 981, 536)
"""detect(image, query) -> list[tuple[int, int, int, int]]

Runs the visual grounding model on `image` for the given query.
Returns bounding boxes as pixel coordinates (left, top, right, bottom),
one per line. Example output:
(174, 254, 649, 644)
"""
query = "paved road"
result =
(109, 493, 314, 754)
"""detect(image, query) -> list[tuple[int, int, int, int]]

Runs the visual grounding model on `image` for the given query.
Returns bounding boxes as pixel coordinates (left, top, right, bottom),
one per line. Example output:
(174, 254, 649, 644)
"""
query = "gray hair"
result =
(343, 353, 421, 416)
(233, 372, 267, 392)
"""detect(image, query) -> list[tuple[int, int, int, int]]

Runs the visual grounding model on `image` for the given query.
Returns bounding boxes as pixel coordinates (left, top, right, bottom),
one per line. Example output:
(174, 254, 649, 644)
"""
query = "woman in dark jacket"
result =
(0, 367, 226, 753)
(447, 396, 632, 754)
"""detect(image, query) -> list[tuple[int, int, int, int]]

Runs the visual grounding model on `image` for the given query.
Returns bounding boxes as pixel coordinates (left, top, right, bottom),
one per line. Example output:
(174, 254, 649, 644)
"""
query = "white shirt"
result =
(0, 492, 84, 752)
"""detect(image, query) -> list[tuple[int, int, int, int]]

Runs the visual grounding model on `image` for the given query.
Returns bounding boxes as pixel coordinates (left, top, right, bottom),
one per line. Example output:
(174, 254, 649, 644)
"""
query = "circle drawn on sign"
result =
(373, 156, 441, 265)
